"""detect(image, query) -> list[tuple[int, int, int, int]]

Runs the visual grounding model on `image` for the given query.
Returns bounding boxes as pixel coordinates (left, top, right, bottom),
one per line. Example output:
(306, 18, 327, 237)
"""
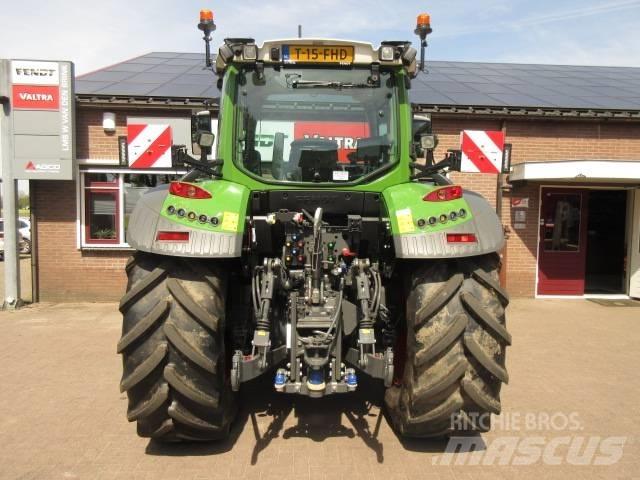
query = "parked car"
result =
(0, 219, 25, 260)
(18, 217, 31, 254)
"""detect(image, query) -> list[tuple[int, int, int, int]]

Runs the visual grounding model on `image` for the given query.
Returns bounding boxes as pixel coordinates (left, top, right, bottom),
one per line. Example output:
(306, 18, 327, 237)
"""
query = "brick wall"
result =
(31, 108, 640, 300)
(76, 109, 127, 160)
(431, 116, 640, 297)
(32, 180, 129, 302)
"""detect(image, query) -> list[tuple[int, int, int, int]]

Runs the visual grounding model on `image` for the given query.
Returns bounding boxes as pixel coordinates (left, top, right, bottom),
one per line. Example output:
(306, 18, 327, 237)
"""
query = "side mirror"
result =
(412, 114, 431, 141)
(191, 111, 213, 155)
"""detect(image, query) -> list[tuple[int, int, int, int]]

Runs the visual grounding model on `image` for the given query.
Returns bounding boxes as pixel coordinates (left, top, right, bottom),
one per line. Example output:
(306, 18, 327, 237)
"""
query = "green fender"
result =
(126, 179, 249, 258)
(382, 182, 504, 259)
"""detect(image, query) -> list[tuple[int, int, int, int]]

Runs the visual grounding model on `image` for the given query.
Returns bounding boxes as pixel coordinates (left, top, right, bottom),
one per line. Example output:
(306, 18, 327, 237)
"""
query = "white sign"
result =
(11, 60, 59, 85)
(511, 197, 530, 208)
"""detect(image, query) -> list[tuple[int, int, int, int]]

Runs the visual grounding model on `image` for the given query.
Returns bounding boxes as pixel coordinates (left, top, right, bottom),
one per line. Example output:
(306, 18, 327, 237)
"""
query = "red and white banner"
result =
(127, 124, 172, 168)
(460, 130, 505, 174)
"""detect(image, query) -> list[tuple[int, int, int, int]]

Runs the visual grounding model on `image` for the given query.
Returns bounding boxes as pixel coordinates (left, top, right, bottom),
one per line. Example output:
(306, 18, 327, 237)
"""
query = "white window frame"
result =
(78, 167, 187, 250)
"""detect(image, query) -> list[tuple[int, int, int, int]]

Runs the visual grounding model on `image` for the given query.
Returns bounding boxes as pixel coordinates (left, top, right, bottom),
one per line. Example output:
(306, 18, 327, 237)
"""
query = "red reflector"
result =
(423, 185, 463, 202)
(156, 231, 190, 242)
(169, 181, 211, 199)
(446, 233, 477, 243)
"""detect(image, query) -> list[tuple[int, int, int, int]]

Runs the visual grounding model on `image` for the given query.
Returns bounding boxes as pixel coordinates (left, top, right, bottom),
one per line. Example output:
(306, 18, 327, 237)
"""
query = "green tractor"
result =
(117, 10, 510, 441)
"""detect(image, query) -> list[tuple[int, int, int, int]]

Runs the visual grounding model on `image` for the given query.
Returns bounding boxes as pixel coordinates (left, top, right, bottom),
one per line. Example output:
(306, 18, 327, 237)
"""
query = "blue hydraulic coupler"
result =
(274, 369, 287, 391)
(346, 368, 358, 391)
(307, 368, 326, 392)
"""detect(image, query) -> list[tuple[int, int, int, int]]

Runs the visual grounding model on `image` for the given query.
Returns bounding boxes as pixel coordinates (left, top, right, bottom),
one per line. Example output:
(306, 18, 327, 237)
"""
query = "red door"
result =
(538, 188, 589, 295)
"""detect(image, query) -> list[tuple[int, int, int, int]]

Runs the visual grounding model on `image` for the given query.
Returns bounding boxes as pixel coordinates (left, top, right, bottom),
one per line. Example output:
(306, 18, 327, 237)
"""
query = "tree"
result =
(18, 194, 30, 210)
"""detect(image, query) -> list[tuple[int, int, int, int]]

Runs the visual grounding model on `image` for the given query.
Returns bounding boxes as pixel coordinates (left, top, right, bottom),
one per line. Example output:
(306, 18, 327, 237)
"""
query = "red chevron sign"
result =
(460, 130, 505, 174)
(127, 124, 173, 168)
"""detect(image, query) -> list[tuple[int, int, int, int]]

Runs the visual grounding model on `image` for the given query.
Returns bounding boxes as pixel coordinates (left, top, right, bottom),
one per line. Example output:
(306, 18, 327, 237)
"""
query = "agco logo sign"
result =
(25, 161, 61, 173)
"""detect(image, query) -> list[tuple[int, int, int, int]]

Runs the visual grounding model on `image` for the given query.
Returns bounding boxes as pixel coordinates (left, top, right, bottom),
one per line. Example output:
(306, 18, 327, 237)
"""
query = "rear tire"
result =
(385, 253, 510, 437)
(117, 252, 236, 442)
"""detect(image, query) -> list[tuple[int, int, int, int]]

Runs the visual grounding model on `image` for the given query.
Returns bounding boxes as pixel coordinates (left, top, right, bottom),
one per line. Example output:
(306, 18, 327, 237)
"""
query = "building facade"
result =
(29, 53, 640, 301)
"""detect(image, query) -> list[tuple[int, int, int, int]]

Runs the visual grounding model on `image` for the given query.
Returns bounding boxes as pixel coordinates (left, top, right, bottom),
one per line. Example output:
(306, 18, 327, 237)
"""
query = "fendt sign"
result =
(8, 59, 75, 180)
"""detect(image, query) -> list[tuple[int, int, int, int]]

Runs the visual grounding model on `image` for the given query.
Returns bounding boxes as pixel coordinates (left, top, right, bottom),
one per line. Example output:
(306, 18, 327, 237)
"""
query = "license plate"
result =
(283, 45, 354, 64)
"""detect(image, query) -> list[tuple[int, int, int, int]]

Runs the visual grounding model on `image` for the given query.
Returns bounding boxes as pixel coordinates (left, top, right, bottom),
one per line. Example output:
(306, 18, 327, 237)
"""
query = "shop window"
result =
(81, 171, 181, 247)
(84, 174, 119, 244)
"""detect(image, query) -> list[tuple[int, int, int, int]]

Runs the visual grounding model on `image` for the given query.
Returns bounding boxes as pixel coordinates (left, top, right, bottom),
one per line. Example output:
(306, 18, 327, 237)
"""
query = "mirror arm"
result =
(411, 149, 461, 180)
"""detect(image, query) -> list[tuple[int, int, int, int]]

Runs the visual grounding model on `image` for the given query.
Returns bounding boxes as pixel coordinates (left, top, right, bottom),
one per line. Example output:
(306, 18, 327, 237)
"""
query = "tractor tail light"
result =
(423, 185, 463, 202)
(156, 231, 190, 242)
(169, 181, 212, 199)
(446, 233, 477, 243)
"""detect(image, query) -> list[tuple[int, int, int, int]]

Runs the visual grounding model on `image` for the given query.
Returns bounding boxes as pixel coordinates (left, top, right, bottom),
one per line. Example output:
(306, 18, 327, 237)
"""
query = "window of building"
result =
(80, 170, 184, 248)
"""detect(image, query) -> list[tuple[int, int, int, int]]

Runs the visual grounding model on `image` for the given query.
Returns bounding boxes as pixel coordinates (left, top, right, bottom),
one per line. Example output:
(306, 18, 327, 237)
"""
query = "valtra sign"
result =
(12, 85, 60, 110)
(5, 59, 76, 180)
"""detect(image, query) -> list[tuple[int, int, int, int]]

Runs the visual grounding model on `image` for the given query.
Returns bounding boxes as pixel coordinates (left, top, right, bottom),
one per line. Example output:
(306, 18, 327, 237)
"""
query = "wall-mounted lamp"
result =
(102, 112, 116, 133)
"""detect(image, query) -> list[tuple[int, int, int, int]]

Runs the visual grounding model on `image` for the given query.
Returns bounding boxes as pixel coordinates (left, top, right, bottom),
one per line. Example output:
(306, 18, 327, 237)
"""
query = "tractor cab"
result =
(212, 38, 418, 188)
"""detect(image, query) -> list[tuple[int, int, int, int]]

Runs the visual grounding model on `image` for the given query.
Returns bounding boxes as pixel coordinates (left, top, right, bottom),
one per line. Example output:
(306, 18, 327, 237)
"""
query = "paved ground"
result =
(0, 299, 638, 479)
(0, 256, 33, 303)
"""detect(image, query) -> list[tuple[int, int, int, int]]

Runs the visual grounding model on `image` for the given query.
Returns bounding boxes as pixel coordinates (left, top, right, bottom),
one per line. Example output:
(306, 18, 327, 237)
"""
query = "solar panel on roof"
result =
(547, 85, 603, 96)
(427, 81, 477, 94)
(408, 90, 456, 104)
(172, 74, 216, 86)
(148, 84, 211, 97)
(445, 92, 507, 106)
(529, 95, 606, 109)
(125, 56, 167, 65)
(79, 70, 135, 82)
(557, 77, 609, 87)
(147, 64, 193, 74)
(145, 52, 181, 59)
(200, 86, 220, 98)
(74, 80, 117, 94)
(164, 58, 203, 66)
(125, 72, 180, 84)
(93, 82, 159, 96)
(488, 93, 551, 108)
(105, 63, 153, 73)
(179, 53, 208, 60)
(468, 83, 519, 94)
(419, 72, 453, 82)
(75, 53, 640, 109)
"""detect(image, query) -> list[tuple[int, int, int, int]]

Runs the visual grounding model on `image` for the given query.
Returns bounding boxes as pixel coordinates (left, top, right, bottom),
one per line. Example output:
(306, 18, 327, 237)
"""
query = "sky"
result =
(0, 0, 639, 74)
